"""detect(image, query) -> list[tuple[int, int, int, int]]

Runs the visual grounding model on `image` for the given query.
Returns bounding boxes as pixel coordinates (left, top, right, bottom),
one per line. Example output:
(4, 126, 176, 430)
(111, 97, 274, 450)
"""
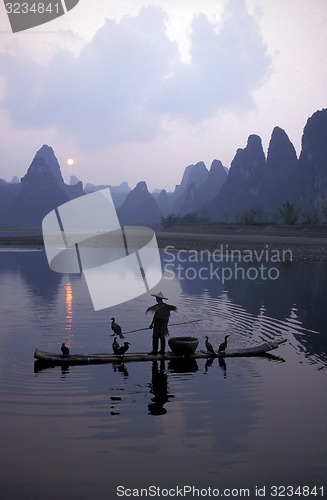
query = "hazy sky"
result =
(0, 0, 326, 191)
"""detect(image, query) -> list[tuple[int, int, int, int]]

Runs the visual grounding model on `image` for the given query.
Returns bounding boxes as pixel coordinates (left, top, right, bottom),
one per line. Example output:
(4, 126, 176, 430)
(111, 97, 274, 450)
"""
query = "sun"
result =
(67, 158, 74, 166)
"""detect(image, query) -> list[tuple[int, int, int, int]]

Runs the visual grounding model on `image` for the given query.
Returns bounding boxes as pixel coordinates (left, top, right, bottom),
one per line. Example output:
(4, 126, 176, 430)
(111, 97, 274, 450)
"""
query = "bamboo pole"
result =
(120, 319, 201, 335)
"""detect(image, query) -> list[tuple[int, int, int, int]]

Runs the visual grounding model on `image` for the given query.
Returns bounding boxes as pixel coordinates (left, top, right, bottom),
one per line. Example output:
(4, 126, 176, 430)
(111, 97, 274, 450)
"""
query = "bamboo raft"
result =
(34, 339, 287, 366)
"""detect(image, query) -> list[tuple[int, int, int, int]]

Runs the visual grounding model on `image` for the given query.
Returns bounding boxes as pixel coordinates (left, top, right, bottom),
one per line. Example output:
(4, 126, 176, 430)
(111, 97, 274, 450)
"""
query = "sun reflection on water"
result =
(64, 282, 73, 346)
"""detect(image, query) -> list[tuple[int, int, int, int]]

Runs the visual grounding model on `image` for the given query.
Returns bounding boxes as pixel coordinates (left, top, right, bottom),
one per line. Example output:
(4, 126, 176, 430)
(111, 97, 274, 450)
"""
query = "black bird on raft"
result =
(61, 343, 69, 356)
(112, 336, 120, 355)
(115, 342, 130, 357)
(205, 336, 216, 356)
(218, 335, 230, 354)
(111, 317, 124, 339)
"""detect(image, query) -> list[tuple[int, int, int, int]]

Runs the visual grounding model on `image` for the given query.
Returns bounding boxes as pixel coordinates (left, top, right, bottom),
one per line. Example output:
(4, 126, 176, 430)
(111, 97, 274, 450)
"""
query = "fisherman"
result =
(146, 292, 177, 355)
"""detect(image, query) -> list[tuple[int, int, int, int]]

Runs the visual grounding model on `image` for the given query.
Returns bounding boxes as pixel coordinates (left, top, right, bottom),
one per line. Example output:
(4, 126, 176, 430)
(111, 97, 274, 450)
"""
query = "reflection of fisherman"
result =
(146, 292, 177, 355)
(148, 360, 170, 415)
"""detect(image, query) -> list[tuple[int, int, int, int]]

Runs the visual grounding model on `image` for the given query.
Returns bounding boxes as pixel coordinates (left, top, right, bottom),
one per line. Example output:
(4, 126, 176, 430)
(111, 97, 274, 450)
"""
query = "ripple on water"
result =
(174, 288, 323, 370)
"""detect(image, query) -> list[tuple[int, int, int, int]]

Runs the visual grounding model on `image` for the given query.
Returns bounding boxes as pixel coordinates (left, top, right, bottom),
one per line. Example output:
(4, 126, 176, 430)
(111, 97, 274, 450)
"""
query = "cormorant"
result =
(116, 342, 130, 357)
(205, 336, 216, 355)
(112, 336, 120, 355)
(61, 343, 70, 356)
(218, 335, 230, 353)
(111, 318, 124, 339)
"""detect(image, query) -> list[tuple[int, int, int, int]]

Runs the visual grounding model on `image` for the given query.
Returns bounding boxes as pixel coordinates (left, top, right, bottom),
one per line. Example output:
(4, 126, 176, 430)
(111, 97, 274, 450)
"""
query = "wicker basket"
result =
(168, 336, 199, 356)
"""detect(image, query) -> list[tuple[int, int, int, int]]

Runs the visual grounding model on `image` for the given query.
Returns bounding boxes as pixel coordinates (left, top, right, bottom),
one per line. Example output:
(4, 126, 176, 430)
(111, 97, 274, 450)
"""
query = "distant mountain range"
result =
(204, 109, 327, 222)
(0, 108, 326, 229)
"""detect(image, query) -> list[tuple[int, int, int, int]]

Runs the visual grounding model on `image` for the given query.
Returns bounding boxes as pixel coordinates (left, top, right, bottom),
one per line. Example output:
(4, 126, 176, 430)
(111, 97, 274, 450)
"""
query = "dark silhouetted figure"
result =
(205, 336, 215, 355)
(111, 317, 124, 339)
(61, 343, 69, 357)
(146, 292, 177, 355)
(116, 342, 130, 357)
(218, 335, 230, 354)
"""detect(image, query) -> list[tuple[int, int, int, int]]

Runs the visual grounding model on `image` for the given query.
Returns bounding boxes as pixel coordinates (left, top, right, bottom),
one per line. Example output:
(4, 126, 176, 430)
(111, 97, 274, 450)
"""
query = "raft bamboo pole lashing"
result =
(119, 319, 201, 336)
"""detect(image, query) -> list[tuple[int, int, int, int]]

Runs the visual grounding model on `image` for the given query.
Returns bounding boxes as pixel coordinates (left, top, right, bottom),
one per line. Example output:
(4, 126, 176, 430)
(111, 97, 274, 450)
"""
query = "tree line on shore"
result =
(161, 200, 327, 228)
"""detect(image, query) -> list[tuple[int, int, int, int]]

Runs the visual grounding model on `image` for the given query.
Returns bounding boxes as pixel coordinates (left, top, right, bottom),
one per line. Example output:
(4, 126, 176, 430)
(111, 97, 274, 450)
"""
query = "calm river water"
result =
(0, 247, 326, 499)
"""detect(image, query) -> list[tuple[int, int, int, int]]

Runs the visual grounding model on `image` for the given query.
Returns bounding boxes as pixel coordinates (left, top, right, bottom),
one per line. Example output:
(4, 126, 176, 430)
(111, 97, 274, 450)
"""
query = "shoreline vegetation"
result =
(0, 224, 326, 261)
(156, 224, 327, 262)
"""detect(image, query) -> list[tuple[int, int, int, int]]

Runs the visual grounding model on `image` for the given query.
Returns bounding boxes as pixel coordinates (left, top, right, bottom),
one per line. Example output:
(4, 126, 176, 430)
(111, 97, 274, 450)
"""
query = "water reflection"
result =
(33, 354, 285, 418)
(168, 357, 198, 373)
(218, 356, 227, 377)
(65, 282, 73, 333)
(204, 352, 285, 379)
(148, 360, 171, 415)
(204, 357, 215, 373)
(60, 364, 69, 379)
(19, 250, 63, 303)
(112, 362, 129, 378)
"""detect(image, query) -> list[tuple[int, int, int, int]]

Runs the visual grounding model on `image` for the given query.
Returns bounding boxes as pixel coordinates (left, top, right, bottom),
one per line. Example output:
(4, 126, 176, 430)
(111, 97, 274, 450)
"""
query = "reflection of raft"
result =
(34, 339, 287, 366)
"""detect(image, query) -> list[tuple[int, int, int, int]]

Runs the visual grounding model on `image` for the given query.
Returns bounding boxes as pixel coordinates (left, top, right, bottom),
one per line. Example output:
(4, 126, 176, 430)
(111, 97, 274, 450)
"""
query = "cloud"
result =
(153, 0, 271, 119)
(0, 1, 271, 150)
(1, 6, 178, 148)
